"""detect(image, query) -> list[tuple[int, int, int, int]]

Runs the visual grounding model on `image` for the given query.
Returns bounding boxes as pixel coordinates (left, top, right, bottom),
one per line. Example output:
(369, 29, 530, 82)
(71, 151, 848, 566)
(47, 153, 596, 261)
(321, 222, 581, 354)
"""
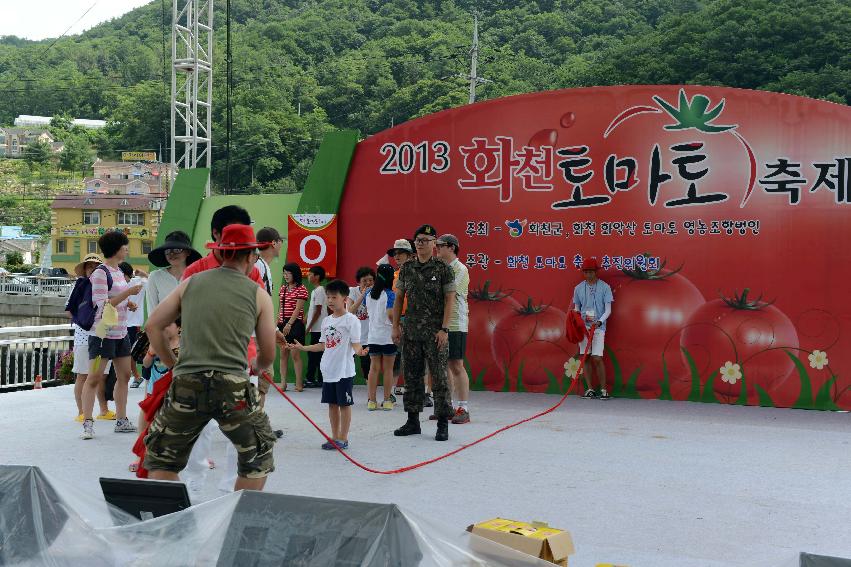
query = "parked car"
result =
(28, 267, 70, 277)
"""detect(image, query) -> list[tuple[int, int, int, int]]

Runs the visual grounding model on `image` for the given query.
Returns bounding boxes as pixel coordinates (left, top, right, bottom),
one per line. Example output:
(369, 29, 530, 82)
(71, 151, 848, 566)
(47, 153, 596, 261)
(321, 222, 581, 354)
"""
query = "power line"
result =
(37, 2, 99, 58)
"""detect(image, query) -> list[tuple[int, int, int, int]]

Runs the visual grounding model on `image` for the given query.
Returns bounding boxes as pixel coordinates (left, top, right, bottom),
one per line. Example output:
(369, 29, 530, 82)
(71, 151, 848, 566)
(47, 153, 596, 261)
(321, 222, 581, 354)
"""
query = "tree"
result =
(24, 139, 52, 166)
(102, 80, 169, 158)
(59, 135, 95, 175)
(4, 251, 24, 271)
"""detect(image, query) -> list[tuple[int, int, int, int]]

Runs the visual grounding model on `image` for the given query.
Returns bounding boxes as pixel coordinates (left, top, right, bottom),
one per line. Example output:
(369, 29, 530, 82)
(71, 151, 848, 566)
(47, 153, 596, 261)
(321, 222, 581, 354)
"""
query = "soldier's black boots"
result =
(435, 418, 449, 441)
(394, 412, 421, 436)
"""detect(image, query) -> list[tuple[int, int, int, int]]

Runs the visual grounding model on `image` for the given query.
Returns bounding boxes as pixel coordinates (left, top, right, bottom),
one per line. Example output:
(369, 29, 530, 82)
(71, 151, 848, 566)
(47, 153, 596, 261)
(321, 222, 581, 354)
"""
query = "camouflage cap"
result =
(413, 224, 438, 239)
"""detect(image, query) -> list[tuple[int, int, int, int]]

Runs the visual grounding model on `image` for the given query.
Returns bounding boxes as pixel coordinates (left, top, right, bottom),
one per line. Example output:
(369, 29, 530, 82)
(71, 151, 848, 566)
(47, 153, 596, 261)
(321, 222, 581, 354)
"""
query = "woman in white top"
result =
(145, 231, 202, 315)
(350, 264, 397, 410)
(346, 266, 374, 384)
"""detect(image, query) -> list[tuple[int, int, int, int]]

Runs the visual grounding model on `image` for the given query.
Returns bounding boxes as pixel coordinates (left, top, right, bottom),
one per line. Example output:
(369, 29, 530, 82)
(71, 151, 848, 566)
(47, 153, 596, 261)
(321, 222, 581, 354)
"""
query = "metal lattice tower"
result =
(171, 0, 213, 194)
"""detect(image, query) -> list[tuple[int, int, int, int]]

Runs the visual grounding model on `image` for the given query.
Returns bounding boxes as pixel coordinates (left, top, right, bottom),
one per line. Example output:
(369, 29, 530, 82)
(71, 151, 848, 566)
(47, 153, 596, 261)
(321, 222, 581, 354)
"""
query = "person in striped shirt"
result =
(80, 231, 144, 440)
(436, 234, 471, 425)
(278, 262, 308, 391)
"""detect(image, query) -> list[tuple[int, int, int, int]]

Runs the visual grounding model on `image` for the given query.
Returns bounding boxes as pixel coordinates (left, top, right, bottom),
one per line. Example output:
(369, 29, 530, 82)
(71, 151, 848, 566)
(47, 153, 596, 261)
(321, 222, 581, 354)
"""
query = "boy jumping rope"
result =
(290, 279, 367, 450)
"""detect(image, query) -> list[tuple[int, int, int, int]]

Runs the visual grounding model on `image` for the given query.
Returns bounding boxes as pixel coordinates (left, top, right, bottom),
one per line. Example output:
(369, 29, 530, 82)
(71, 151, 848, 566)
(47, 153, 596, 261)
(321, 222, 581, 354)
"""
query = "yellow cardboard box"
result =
(467, 518, 575, 566)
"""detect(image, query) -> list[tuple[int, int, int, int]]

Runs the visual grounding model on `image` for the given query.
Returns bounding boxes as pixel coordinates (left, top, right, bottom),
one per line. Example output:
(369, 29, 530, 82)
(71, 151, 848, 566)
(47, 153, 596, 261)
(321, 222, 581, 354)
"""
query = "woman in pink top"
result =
(80, 231, 144, 440)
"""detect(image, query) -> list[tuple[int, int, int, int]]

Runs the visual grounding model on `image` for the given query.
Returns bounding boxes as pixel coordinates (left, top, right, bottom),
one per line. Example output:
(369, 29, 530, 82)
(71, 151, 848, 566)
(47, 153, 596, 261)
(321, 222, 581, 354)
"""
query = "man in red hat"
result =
(572, 257, 614, 399)
(143, 224, 279, 490)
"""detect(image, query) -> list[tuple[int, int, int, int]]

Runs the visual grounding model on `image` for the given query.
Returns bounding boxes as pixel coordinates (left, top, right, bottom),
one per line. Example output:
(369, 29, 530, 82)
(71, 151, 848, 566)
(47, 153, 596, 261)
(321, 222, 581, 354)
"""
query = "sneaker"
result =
(428, 414, 438, 421)
(581, 389, 598, 399)
(274, 429, 284, 439)
(334, 440, 349, 450)
(424, 393, 434, 407)
(129, 379, 143, 389)
(367, 400, 378, 411)
(97, 410, 116, 420)
(81, 419, 94, 440)
(599, 389, 611, 400)
(321, 440, 337, 450)
(389, 394, 397, 404)
(451, 407, 470, 424)
(394, 385, 404, 395)
(114, 418, 137, 433)
(75, 413, 84, 423)
(382, 399, 394, 411)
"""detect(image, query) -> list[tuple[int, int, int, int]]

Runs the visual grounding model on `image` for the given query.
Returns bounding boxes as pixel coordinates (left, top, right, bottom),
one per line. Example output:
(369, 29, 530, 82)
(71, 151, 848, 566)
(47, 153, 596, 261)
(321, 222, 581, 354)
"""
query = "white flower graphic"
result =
(719, 361, 742, 385)
(563, 358, 583, 378)
(808, 350, 828, 370)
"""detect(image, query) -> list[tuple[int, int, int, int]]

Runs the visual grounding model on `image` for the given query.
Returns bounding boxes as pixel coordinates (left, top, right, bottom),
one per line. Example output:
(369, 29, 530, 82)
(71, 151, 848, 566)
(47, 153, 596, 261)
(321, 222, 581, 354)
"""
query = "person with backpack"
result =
(66, 254, 113, 423)
(79, 231, 144, 440)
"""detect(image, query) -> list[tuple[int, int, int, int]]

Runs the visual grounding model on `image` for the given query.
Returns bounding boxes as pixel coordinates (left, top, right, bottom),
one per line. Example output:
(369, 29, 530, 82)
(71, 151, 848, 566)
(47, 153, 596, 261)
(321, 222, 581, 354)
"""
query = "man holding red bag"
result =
(572, 258, 613, 400)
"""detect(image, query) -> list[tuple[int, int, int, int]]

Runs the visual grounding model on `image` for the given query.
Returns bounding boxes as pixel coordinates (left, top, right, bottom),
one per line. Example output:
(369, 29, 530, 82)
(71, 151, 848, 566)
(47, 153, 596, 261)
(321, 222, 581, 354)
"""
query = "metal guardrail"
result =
(0, 324, 74, 390)
(0, 275, 76, 297)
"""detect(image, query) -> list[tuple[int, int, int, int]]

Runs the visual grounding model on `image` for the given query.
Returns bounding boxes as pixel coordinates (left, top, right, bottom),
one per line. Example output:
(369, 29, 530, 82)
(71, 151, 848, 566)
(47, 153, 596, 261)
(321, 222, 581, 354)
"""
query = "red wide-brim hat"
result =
(205, 224, 272, 251)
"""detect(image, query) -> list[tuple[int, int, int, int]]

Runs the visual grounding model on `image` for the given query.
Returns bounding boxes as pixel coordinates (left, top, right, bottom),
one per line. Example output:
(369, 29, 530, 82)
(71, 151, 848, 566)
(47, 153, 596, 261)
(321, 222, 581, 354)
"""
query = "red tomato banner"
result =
(287, 214, 338, 278)
(336, 85, 851, 410)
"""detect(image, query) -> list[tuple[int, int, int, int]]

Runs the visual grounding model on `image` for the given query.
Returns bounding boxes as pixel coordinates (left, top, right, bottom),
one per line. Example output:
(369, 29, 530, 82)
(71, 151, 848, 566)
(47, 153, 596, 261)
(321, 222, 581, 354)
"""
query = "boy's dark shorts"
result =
(321, 377, 354, 406)
(88, 335, 131, 361)
(144, 371, 276, 478)
(448, 332, 467, 360)
(368, 343, 398, 357)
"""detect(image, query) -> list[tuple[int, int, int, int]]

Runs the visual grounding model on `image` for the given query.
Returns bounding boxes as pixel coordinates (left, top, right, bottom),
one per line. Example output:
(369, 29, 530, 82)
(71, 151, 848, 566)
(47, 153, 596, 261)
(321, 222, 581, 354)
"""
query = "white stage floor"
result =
(2, 383, 849, 566)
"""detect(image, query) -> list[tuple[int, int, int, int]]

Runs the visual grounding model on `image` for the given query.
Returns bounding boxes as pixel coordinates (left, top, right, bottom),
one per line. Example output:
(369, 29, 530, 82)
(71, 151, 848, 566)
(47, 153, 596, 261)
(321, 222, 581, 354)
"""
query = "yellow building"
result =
(50, 195, 162, 272)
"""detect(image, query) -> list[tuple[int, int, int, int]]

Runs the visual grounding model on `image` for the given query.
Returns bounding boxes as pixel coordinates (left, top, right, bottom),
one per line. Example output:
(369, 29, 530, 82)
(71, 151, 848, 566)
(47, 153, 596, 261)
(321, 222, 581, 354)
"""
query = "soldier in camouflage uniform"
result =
(143, 224, 279, 491)
(391, 224, 456, 441)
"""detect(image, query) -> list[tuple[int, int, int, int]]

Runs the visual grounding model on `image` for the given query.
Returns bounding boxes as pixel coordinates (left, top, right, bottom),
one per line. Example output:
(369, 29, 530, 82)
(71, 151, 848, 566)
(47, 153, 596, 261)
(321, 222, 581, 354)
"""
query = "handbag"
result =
(130, 328, 151, 365)
(565, 310, 589, 344)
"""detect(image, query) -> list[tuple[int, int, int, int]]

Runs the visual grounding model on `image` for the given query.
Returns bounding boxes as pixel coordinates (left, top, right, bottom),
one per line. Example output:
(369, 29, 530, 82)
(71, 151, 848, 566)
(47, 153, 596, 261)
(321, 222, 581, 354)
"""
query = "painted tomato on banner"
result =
(336, 85, 851, 410)
(491, 299, 574, 393)
(466, 281, 521, 392)
(604, 260, 705, 399)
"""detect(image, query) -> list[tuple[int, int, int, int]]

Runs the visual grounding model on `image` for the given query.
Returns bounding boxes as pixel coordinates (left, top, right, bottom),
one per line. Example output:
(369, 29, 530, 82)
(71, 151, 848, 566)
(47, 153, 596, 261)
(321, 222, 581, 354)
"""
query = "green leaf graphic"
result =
(756, 385, 775, 408)
(787, 351, 814, 409)
(607, 346, 623, 395)
(658, 357, 671, 401)
(700, 371, 720, 404)
(544, 368, 561, 395)
(624, 368, 641, 399)
(814, 375, 840, 411)
(736, 370, 748, 406)
(681, 347, 702, 402)
(473, 368, 486, 391)
(652, 90, 735, 133)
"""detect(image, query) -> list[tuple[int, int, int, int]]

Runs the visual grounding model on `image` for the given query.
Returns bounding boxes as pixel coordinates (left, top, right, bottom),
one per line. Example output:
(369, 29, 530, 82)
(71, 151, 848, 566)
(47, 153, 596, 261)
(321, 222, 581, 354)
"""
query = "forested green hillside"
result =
(1, 0, 848, 192)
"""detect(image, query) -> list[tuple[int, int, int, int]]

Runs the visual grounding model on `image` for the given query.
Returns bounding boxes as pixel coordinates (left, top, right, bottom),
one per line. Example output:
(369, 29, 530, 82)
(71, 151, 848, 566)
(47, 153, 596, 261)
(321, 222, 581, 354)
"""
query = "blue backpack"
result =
(66, 265, 113, 331)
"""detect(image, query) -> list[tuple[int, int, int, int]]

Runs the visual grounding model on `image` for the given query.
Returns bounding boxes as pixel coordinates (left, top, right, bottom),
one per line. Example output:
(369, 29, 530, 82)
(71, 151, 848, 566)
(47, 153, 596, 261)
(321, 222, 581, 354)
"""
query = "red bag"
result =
(565, 310, 588, 344)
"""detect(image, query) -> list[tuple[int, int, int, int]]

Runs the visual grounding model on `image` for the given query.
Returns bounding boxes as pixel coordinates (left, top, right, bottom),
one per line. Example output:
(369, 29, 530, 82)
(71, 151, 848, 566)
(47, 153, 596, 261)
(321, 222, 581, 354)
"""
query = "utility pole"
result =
(226, 0, 232, 195)
(468, 12, 479, 104)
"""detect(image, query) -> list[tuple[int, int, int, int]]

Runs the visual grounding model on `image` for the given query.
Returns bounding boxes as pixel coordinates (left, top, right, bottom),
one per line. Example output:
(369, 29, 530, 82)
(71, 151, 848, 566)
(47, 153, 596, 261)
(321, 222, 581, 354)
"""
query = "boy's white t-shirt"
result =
(306, 285, 328, 333)
(319, 312, 361, 382)
(365, 288, 395, 346)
